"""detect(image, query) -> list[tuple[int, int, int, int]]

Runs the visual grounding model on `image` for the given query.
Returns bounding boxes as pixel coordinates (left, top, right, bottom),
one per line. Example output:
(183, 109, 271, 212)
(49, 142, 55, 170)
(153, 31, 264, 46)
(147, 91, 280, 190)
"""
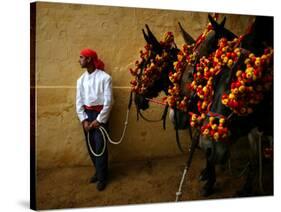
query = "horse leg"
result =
(236, 128, 261, 196)
(198, 166, 208, 181)
(236, 164, 255, 197)
(200, 148, 216, 196)
(198, 156, 211, 181)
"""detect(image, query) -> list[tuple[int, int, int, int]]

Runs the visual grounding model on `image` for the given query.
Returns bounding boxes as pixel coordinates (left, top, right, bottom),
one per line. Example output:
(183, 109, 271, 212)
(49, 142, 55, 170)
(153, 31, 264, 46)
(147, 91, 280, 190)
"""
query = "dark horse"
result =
(131, 15, 236, 150)
(131, 24, 179, 115)
(130, 15, 273, 198)
(197, 15, 273, 197)
(131, 14, 242, 195)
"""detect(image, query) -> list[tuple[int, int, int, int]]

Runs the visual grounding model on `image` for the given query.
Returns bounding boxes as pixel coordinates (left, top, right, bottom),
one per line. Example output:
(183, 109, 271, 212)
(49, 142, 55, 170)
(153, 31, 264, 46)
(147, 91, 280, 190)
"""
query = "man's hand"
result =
(89, 120, 101, 129)
(82, 120, 90, 132)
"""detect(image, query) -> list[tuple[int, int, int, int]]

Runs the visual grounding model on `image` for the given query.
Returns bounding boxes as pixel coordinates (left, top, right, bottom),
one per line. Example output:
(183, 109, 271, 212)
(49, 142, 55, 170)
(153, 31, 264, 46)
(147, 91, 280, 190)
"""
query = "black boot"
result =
(97, 181, 107, 191)
(89, 174, 98, 183)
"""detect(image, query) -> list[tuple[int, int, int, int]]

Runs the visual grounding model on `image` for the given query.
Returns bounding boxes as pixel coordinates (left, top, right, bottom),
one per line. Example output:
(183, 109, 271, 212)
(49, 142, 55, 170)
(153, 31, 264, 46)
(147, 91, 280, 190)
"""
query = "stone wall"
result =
(35, 2, 254, 169)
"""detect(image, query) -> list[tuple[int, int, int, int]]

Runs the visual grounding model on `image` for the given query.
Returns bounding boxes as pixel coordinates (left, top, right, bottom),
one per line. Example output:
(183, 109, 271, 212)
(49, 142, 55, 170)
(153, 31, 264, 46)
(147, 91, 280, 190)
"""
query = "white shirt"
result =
(76, 69, 114, 123)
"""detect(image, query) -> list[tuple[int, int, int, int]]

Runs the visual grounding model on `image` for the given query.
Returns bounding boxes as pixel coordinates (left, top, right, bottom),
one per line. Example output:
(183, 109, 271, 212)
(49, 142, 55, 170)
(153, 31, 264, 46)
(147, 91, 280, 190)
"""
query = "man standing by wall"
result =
(76, 48, 113, 191)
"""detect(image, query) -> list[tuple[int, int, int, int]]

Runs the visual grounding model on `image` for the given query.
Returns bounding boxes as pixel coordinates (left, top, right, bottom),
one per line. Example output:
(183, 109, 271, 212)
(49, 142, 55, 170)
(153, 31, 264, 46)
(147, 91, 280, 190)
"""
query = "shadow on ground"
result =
(37, 143, 273, 210)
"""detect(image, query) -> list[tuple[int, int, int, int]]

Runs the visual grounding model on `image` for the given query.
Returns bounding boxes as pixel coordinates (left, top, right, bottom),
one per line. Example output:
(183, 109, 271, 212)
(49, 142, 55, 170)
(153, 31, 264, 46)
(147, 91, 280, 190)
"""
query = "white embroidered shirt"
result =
(76, 69, 113, 123)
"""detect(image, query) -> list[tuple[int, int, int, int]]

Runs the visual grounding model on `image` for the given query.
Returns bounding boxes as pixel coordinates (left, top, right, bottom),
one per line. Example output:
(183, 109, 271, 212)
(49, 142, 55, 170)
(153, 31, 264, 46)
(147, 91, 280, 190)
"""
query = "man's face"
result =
(79, 55, 90, 68)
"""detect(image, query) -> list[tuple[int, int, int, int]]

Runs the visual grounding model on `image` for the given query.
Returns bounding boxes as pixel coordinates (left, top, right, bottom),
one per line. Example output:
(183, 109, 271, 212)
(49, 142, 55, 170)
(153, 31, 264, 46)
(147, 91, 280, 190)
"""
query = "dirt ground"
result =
(36, 147, 273, 210)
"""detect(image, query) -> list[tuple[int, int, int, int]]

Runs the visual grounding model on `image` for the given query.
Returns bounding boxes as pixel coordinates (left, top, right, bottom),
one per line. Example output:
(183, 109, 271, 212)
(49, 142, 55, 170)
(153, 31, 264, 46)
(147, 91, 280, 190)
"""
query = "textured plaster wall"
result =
(35, 2, 254, 169)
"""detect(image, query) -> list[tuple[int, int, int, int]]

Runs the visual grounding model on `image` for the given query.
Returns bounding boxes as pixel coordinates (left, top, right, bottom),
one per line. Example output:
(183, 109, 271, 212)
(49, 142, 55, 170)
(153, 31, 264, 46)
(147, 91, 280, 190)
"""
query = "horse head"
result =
(241, 15, 273, 55)
(167, 15, 237, 128)
(130, 25, 179, 112)
(197, 15, 237, 57)
(230, 15, 273, 137)
(211, 16, 273, 139)
(192, 16, 273, 165)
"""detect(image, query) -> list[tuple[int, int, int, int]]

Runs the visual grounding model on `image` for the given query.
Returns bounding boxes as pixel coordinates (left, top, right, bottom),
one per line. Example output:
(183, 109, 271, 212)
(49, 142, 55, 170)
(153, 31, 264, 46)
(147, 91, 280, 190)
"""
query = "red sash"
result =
(84, 105, 103, 112)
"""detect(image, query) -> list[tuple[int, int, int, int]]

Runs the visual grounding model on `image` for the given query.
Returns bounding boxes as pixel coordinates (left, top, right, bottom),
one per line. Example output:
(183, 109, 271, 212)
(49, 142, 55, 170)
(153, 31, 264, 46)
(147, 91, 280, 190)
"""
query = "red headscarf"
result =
(80, 48, 105, 70)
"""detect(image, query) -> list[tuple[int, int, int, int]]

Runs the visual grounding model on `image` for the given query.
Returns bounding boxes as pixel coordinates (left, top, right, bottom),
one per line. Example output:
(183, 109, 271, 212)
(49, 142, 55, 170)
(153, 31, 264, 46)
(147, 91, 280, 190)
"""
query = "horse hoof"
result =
(235, 183, 254, 197)
(200, 186, 214, 197)
(235, 189, 253, 197)
(198, 169, 208, 182)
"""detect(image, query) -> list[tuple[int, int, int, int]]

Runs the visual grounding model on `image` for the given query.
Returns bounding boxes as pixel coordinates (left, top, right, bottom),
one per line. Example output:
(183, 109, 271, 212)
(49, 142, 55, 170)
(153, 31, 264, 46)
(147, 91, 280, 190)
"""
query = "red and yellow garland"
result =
(129, 19, 273, 143)
(221, 47, 273, 115)
(166, 17, 217, 111)
(189, 37, 273, 142)
(166, 14, 218, 112)
(129, 32, 176, 95)
(166, 43, 195, 111)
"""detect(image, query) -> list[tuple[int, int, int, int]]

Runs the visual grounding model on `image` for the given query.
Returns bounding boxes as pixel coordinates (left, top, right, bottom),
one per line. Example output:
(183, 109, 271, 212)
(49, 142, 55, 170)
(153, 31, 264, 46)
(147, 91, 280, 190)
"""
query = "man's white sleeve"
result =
(96, 77, 113, 123)
(76, 80, 88, 122)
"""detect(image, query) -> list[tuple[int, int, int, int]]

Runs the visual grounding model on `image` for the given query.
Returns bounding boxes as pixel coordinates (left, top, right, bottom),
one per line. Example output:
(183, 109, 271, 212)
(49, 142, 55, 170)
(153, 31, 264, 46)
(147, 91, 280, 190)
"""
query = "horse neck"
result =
(209, 67, 232, 117)
(210, 48, 249, 117)
(196, 29, 237, 59)
(147, 72, 171, 98)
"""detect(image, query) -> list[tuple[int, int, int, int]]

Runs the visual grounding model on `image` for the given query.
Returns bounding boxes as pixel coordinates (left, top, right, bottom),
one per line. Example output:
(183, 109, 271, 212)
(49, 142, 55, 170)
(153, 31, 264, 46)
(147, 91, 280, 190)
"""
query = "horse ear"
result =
(142, 28, 150, 44)
(145, 24, 162, 52)
(208, 14, 219, 31)
(178, 22, 195, 45)
(249, 16, 273, 47)
(220, 17, 226, 27)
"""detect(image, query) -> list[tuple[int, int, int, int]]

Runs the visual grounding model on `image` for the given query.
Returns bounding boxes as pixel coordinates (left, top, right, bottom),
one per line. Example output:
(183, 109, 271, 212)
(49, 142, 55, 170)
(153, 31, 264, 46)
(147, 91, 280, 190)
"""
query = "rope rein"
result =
(138, 110, 163, 122)
(228, 159, 250, 178)
(100, 109, 130, 145)
(87, 109, 130, 157)
(87, 127, 107, 157)
(257, 130, 264, 194)
(176, 166, 188, 202)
